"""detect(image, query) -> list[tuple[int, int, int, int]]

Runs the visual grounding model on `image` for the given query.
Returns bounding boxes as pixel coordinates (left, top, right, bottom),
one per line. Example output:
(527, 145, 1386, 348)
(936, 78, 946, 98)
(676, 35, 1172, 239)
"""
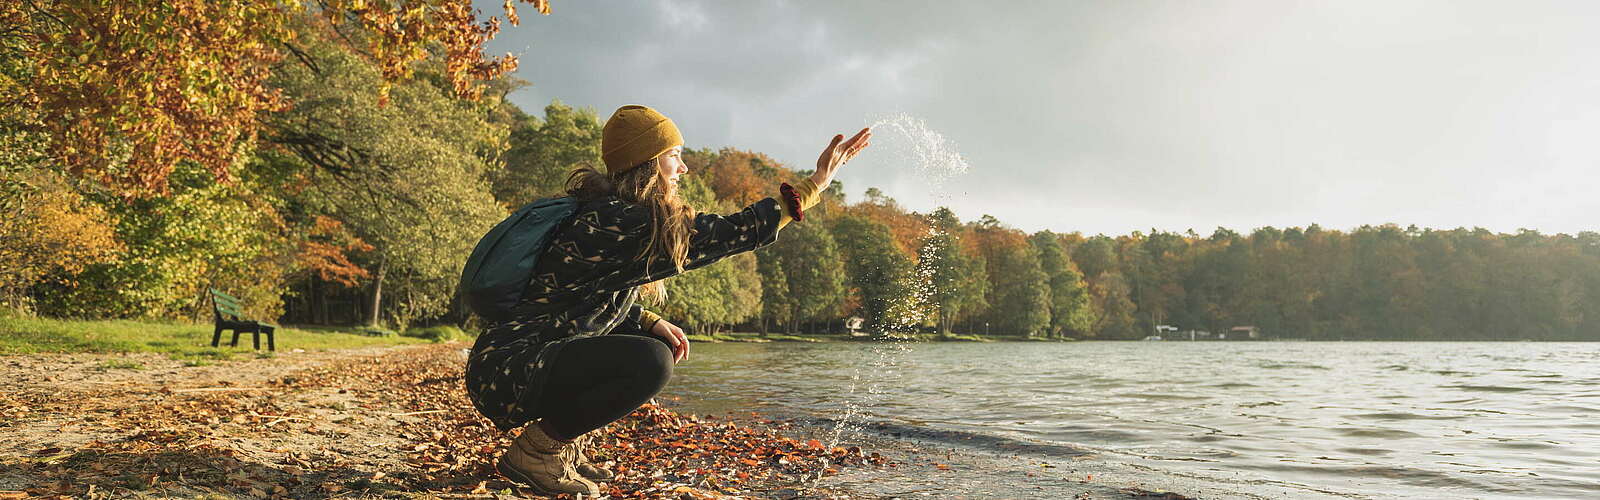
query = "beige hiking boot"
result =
(496, 423, 600, 496)
(569, 433, 616, 481)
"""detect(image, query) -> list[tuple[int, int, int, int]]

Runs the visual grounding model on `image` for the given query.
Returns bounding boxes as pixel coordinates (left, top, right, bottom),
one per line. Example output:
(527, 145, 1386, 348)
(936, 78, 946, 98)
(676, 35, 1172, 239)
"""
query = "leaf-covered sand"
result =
(0, 344, 887, 499)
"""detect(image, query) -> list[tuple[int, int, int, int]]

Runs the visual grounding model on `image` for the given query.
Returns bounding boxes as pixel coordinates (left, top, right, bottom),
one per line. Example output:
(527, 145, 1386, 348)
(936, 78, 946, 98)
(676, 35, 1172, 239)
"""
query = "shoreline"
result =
(686, 333, 1600, 344)
(655, 396, 1197, 500)
(684, 332, 1071, 343)
(0, 343, 898, 499)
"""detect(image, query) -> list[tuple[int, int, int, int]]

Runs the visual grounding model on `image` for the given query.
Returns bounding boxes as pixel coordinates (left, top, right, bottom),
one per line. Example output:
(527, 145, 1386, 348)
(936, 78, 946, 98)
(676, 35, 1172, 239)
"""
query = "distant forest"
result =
(6, 12, 1597, 341)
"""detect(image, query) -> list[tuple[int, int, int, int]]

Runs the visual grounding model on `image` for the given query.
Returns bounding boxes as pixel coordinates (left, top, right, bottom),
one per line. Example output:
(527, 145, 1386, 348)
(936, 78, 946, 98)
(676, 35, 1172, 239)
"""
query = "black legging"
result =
(534, 333, 673, 440)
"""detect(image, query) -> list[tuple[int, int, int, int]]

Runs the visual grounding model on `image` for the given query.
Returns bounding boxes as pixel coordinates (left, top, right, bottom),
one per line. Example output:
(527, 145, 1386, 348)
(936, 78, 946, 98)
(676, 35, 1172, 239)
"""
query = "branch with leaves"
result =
(5, 0, 549, 196)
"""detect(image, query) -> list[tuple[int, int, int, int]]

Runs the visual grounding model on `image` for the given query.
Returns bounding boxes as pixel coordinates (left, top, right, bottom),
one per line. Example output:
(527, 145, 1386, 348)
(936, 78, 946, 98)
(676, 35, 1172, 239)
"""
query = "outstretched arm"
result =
(592, 127, 873, 291)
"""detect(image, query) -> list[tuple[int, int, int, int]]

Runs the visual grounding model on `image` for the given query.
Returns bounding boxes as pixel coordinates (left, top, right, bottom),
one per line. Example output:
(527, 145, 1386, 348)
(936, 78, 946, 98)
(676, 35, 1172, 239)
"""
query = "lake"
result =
(666, 340, 1600, 498)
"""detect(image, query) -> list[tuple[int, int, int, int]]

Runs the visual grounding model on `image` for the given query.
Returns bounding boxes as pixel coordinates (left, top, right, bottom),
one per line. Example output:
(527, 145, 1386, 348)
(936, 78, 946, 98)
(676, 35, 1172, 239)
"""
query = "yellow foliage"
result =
(0, 171, 122, 300)
(6, 0, 550, 196)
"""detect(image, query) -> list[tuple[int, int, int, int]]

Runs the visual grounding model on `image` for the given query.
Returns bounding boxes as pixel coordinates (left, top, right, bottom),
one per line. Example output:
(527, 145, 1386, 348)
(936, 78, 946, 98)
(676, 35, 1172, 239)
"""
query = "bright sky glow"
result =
(483, 0, 1600, 236)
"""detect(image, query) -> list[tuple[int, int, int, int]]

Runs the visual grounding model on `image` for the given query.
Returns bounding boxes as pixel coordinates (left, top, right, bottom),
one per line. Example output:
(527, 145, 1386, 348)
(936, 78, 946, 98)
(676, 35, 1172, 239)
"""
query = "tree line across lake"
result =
(4, 7, 1597, 341)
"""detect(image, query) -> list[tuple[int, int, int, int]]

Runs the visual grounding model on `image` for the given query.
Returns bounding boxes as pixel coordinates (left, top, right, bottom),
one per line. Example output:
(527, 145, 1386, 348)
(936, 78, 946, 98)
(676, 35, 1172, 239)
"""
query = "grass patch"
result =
(755, 333, 824, 342)
(0, 315, 427, 358)
(684, 333, 833, 343)
(350, 325, 397, 337)
(402, 325, 471, 343)
(94, 359, 144, 371)
(718, 333, 827, 342)
(684, 333, 753, 343)
(933, 332, 995, 342)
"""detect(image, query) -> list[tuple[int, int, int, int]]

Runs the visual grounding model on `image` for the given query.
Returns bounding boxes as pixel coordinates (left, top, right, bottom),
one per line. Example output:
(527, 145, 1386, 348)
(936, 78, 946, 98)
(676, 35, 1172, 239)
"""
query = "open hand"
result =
(650, 318, 689, 363)
(811, 127, 872, 187)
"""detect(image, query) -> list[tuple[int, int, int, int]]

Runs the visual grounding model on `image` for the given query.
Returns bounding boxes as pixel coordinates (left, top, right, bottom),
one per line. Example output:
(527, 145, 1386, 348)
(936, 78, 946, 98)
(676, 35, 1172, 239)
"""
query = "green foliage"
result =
(1048, 225, 1600, 340)
(35, 161, 293, 321)
(659, 254, 764, 334)
(920, 228, 987, 334)
(756, 254, 792, 332)
(659, 177, 763, 333)
(1088, 271, 1139, 338)
(265, 35, 508, 329)
(1071, 236, 1118, 279)
(983, 240, 1051, 336)
(1030, 231, 1093, 337)
(830, 215, 913, 331)
(764, 223, 848, 331)
(659, 253, 762, 334)
(493, 100, 604, 206)
(963, 217, 1050, 336)
(0, 55, 50, 212)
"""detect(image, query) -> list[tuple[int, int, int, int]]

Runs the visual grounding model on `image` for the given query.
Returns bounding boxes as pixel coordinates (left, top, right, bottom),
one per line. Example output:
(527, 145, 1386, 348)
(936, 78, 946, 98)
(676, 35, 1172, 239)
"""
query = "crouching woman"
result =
(465, 105, 870, 495)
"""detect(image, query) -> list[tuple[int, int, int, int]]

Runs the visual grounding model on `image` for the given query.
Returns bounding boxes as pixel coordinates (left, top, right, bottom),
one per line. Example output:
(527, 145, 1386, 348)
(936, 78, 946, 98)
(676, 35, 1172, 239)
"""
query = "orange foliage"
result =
(319, 0, 550, 102)
(966, 221, 1031, 262)
(296, 216, 374, 288)
(11, 0, 550, 196)
(691, 149, 799, 207)
(842, 199, 931, 258)
(22, 0, 292, 196)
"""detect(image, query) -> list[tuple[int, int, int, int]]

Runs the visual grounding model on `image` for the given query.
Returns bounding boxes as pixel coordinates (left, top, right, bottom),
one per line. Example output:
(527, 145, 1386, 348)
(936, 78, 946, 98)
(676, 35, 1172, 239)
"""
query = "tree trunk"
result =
(367, 255, 386, 326)
(312, 276, 329, 325)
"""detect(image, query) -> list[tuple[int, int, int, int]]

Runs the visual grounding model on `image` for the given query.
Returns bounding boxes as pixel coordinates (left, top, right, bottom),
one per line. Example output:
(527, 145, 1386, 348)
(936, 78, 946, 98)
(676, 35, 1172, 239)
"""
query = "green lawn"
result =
(0, 313, 428, 360)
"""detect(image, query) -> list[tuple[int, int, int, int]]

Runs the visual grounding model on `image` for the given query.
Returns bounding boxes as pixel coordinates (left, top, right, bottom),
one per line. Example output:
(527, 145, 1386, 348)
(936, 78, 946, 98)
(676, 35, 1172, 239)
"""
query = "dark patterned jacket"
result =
(465, 196, 785, 431)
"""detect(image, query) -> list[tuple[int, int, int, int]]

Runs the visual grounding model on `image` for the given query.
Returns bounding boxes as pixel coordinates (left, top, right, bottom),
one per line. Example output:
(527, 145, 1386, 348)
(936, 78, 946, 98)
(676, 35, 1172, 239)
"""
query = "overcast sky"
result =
(479, 0, 1599, 236)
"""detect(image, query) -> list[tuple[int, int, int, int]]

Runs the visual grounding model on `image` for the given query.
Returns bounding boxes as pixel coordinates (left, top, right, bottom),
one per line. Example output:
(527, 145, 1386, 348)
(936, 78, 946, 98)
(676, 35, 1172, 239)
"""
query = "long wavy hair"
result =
(565, 158, 693, 303)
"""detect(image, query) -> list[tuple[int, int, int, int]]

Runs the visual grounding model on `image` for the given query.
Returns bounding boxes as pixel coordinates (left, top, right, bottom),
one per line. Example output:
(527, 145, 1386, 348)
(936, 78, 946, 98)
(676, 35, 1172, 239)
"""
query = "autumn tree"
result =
(263, 32, 507, 328)
(4, 0, 549, 196)
(755, 253, 791, 334)
(0, 171, 121, 309)
(1087, 271, 1138, 338)
(765, 222, 848, 333)
(688, 148, 798, 208)
(1030, 231, 1092, 338)
(920, 208, 987, 335)
(844, 188, 930, 258)
(830, 215, 912, 332)
(33, 160, 295, 320)
(984, 244, 1050, 337)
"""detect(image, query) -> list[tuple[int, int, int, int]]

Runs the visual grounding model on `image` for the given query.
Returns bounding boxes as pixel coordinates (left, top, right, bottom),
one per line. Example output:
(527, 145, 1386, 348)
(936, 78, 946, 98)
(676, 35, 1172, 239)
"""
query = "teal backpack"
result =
(458, 197, 579, 321)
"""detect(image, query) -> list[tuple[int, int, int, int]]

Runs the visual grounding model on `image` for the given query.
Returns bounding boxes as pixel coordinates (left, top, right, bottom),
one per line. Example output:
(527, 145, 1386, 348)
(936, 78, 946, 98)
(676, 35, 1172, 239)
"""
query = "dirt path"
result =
(2, 345, 452, 498)
(0, 344, 887, 499)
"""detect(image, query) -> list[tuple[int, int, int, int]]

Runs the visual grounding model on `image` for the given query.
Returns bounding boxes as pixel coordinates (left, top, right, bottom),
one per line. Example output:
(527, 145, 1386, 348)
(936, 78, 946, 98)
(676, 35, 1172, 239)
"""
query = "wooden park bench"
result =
(209, 288, 277, 351)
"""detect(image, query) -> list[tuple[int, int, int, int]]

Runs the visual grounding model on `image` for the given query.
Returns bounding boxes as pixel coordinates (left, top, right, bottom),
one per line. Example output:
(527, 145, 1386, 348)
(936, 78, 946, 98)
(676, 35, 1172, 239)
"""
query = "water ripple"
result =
(671, 341, 1600, 498)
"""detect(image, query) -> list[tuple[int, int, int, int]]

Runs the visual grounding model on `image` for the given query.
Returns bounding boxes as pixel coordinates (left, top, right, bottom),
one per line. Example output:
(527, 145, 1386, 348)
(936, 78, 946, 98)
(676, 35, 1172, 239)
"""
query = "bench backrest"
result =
(210, 288, 245, 322)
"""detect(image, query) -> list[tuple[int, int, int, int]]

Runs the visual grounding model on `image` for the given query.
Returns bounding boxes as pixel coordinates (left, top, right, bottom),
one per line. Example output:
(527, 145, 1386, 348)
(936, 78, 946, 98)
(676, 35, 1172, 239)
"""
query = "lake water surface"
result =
(667, 341, 1600, 499)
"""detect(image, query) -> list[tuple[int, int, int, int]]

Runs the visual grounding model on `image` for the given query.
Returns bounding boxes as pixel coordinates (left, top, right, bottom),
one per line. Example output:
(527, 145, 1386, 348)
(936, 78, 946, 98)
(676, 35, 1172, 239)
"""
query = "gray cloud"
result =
(482, 0, 1600, 235)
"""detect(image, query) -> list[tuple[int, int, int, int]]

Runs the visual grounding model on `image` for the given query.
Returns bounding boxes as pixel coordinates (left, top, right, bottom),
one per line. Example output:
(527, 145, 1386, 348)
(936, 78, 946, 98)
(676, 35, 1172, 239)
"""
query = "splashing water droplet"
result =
(811, 114, 971, 484)
(866, 113, 971, 202)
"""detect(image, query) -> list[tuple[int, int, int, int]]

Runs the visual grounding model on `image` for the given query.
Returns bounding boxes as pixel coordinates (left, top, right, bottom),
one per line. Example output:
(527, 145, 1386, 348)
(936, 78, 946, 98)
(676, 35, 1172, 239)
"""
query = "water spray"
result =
(810, 113, 971, 485)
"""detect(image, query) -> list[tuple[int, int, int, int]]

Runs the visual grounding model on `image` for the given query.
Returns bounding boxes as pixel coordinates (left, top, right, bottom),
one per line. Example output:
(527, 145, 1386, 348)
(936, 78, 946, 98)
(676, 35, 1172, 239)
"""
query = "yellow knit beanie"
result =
(602, 105, 684, 174)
